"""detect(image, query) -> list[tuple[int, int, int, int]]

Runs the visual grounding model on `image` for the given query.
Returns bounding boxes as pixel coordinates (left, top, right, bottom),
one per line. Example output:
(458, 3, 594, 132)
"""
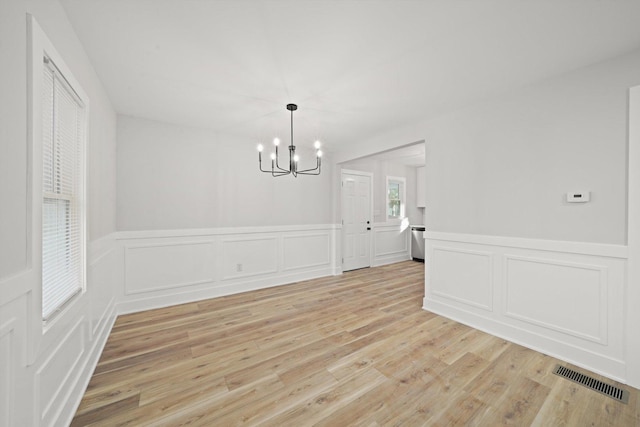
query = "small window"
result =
(387, 176, 406, 220)
(41, 57, 86, 320)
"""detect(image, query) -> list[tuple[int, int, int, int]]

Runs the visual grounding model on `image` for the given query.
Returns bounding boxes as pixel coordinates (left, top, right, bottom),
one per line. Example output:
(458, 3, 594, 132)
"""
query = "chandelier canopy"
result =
(257, 104, 322, 177)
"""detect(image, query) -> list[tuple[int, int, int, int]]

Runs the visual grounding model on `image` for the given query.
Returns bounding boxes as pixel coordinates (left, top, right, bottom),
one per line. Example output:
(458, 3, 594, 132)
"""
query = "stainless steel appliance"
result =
(411, 225, 425, 262)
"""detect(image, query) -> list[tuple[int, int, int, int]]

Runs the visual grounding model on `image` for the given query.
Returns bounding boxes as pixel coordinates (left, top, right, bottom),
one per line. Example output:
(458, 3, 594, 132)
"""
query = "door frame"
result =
(626, 85, 640, 388)
(341, 168, 374, 271)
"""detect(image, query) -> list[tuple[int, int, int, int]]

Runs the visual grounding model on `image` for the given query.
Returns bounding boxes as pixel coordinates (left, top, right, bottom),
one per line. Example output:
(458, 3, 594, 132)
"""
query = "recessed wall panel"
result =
(374, 228, 408, 256)
(505, 256, 606, 343)
(36, 320, 85, 423)
(221, 237, 278, 280)
(283, 234, 330, 271)
(125, 241, 215, 294)
(430, 247, 493, 310)
(0, 323, 14, 427)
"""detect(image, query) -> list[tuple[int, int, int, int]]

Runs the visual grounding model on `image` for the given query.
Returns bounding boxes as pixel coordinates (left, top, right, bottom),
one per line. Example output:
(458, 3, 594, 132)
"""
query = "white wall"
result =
(0, 1, 118, 426)
(339, 48, 640, 245)
(117, 115, 334, 231)
(421, 55, 637, 244)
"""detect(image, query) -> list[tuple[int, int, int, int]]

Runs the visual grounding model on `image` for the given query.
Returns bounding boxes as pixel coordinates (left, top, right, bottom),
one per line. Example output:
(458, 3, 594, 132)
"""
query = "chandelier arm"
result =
(258, 151, 291, 175)
(275, 164, 290, 173)
(274, 145, 291, 173)
(258, 153, 273, 173)
(296, 157, 321, 174)
(296, 167, 321, 175)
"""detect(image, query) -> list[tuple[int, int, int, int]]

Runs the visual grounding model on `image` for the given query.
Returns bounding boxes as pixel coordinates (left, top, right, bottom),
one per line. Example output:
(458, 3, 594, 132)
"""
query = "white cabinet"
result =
(416, 166, 425, 208)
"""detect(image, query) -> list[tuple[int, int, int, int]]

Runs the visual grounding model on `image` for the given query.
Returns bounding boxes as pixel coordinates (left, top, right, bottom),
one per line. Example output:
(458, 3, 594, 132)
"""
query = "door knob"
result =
(367, 227, 371, 231)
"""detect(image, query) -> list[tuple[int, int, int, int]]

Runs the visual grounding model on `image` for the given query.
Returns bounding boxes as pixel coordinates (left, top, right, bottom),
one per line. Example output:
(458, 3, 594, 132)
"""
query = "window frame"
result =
(28, 15, 89, 330)
(386, 176, 406, 221)
(40, 57, 87, 321)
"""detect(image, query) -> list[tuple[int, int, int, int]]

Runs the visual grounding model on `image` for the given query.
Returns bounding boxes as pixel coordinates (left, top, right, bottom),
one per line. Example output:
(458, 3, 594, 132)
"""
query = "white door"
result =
(342, 171, 372, 271)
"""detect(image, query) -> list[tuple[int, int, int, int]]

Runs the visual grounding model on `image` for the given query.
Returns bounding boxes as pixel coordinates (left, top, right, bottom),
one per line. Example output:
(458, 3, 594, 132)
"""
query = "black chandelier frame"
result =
(257, 104, 322, 177)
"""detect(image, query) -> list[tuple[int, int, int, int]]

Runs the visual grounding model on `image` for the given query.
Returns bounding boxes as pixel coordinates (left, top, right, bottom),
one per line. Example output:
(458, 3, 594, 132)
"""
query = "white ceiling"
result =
(60, 0, 640, 154)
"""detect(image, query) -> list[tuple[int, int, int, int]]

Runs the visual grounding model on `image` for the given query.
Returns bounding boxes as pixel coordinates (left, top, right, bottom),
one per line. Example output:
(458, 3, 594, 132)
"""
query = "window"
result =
(387, 176, 406, 220)
(41, 57, 86, 320)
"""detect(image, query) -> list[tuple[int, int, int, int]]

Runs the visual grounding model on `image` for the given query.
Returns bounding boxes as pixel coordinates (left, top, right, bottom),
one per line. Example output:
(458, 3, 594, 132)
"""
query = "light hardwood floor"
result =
(72, 261, 640, 426)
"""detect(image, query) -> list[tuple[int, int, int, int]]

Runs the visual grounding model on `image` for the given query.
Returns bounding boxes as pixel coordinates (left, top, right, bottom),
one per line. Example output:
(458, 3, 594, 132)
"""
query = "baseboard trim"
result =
(117, 267, 334, 315)
(372, 253, 411, 267)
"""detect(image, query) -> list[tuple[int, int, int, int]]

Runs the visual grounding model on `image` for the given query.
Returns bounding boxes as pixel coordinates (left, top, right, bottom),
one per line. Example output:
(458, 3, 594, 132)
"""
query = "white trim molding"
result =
(627, 84, 640, 388)
(424, 231, 627, 383)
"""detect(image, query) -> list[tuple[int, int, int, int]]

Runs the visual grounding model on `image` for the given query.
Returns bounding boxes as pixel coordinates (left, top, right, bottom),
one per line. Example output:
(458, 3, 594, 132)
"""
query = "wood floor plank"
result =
(71, 261, 640, 426)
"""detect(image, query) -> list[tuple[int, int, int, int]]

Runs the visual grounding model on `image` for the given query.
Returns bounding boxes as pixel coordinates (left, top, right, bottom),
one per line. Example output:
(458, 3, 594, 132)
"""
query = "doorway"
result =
(341, 169, 373, 271)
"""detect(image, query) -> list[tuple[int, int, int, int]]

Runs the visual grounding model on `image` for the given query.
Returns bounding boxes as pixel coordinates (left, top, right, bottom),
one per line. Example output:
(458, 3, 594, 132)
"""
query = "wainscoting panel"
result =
(0, 278, 32, 427)
(430, 246, 493, 311)
(372, 223, 411, 267)
(117, 225, 340, 314)
(0, 320, 15, 427)
(0, 233, 118, 427)
(221, 237, 278, 280)
(89, 243, 118, 336)
(424, 231, 627, 382)
(282, 233, 330, 272)
(125, 241, 216, 294)
(504, 255, 607, 344)
(36, 319, 85, 425)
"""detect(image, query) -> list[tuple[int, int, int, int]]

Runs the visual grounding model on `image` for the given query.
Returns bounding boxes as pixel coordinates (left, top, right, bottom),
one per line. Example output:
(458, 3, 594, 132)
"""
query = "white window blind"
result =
(41, 57, 85, 320)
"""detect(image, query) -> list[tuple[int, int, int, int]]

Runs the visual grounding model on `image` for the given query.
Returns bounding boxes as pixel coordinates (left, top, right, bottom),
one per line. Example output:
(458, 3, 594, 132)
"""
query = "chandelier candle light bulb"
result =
(257, 104, 322, 177)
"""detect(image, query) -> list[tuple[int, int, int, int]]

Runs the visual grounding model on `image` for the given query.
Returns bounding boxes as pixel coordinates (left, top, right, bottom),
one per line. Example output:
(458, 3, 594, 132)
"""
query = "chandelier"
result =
(257, 104, 322, 177)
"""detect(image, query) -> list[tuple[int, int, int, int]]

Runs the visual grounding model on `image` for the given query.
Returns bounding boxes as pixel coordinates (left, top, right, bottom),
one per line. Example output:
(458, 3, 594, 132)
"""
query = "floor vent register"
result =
(552, 364, 629, 404)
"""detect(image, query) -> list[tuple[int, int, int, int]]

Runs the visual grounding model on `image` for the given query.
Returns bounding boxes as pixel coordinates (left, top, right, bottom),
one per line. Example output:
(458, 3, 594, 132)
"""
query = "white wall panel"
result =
(89, 238, 118, 336)
(424, 231, 627, 381)
(504, 255, 607, 343)
(431, 247, 493, 311)
(35, 319, 85, 425)
(374, 228, 407, 256)
(283, 234, 330, 271)
(125, 241, 215, 294)
(221, 237, 278, 280)
(372, 224, 411, 267)
(0, 320, 15, 427)
(117, 225, 340, 314)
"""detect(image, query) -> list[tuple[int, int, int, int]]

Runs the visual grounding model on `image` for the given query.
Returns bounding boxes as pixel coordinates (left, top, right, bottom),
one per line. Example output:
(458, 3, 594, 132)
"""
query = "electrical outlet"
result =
(236, 263, 243, 272)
